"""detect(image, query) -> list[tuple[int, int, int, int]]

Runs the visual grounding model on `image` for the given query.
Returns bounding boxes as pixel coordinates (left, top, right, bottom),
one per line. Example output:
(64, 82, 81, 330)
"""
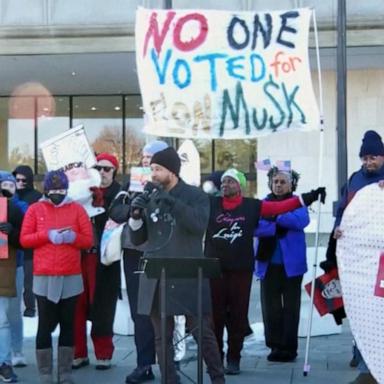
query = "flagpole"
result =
(303, 8, 325, 377)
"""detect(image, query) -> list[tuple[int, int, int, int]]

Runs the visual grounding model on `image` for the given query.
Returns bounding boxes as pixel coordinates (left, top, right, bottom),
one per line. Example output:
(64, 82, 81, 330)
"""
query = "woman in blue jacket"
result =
(255, 167, 309, 363)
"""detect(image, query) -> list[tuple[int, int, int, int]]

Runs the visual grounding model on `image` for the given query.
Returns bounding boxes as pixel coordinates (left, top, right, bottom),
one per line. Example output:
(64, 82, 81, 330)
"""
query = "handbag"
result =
(100, 219, 124, 266)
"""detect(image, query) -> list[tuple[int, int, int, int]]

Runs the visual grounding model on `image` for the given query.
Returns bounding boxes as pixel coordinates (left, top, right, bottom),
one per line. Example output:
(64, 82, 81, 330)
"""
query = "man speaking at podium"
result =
(128, 147, 225, 384)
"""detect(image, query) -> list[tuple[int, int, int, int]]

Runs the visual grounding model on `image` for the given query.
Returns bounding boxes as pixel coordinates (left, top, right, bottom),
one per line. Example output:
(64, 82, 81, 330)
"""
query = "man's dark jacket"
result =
(130, 180, 211, 316)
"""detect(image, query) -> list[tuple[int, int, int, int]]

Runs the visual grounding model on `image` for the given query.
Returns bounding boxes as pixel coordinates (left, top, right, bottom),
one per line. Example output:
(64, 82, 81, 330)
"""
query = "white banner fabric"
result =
(136, 7, 319, 139)
(337, 184, 384, 383)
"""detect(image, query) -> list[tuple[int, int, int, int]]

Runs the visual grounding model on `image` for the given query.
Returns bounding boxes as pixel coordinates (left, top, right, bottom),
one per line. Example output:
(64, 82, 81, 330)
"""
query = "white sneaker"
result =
(12, 352, 27, 367)
(95, 359, 111, 370)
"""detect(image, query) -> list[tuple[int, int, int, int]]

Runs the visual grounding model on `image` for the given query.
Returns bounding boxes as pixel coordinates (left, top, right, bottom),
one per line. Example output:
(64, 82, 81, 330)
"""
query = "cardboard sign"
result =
(0, 197, 8, 259)
(40, 125, 96, 171)
(136, 7, 319, 138)
(305, 268, 344, 316)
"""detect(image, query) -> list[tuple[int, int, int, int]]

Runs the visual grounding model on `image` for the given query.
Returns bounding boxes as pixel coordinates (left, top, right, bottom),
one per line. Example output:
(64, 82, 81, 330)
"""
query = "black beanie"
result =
(150, 147, 181, 176)
(359, 130, 384, 157)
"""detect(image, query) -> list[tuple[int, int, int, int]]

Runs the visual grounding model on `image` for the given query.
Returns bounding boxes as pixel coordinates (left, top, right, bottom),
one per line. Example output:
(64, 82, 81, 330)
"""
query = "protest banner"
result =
(337, 184, 384, 382)
(136, 7, 319, 139)
(0, 197, 8, 259)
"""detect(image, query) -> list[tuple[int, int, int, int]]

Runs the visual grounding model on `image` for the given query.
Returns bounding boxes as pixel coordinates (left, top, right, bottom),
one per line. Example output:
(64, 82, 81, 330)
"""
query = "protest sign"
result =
(136, 7, 319, 139)
(0, 197, 8, 259)
(129, 167, 152, 192)
(40, 125, 96, 171)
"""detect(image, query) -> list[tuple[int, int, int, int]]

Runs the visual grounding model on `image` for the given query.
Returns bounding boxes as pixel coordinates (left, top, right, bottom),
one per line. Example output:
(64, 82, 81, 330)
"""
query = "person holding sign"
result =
(0, 171, 24, 383)
(255, 167, 309, 363)
(205, 168, 325, 375)
(110, 140, 168, 384)
(20, 170, 93, 384)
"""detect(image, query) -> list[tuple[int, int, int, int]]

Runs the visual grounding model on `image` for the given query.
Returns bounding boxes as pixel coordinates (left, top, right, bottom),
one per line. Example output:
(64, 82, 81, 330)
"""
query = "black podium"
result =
(143, 257, 221, 384)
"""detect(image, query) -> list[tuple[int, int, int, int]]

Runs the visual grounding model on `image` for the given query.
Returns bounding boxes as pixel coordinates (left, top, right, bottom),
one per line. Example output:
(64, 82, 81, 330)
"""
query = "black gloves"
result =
(130, 194, 150, 220)
(152, 190, 176, 207)
(0, 222, 13, 234)
(301, 187, 326, 206)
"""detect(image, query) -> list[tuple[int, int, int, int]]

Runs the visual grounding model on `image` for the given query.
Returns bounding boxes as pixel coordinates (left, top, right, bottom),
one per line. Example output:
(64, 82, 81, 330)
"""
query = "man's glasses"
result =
(94, 166, 114, 173)
(16, 178, 27, 183)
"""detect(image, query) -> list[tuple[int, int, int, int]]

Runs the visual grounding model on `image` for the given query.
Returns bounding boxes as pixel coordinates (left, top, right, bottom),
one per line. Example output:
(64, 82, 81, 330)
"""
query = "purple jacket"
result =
(255, 205, 309, 278)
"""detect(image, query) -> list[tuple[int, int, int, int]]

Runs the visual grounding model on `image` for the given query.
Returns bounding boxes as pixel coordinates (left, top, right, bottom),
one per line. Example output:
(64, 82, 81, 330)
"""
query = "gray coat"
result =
(130, 179, 211, 316)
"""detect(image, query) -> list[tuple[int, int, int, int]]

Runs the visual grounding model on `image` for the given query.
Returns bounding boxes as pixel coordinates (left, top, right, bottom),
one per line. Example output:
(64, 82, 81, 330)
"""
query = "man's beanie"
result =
(0, 171, 16, 186)
(43, 170, 69, 191)
(221, 168, 247, 189)
(143, 140, 168, 156)
(150, 147, 181, 176)
(96, 153, 119, 169)
(359, 130, 384, 157)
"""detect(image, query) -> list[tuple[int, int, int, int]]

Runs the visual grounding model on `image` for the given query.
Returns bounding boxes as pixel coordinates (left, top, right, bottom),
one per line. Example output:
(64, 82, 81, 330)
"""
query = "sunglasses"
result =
(94, 165, 114, 173)
(16, 178, 27, 183)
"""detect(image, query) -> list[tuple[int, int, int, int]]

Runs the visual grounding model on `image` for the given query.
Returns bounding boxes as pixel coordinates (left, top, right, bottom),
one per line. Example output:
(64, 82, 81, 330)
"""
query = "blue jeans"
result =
(0, 297, 12, 365)
(8, 267, 24, 354)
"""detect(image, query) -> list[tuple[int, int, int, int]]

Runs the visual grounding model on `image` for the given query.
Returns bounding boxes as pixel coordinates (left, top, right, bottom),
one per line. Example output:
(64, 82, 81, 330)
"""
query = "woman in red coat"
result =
(20, 170, 93, 384)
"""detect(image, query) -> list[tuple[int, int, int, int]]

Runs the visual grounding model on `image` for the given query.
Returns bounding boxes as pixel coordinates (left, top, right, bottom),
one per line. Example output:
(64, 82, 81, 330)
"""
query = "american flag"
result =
(275, 160, 291, 171)
(255, 159, 272, 171)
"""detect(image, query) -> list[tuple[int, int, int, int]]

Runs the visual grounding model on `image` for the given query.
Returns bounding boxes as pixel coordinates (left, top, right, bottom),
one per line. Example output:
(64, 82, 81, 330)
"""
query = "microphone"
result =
(142, 181, 157, 198)
(130, 182, 158, 220)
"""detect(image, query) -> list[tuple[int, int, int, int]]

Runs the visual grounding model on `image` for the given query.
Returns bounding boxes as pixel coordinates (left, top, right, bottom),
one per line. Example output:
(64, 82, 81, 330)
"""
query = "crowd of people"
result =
(3, 130, 382, 384)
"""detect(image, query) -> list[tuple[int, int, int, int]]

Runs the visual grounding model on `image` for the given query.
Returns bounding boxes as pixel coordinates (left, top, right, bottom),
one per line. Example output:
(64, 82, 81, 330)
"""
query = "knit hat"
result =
(359, 130, 384, 157)
(143, 140, 168, 156)
(150, 147, 181, 176)
(43, 170, 69, 191)
(221, 168, 247, 189)
(96, 153, 119, 170)
(0, 171, 16, 187)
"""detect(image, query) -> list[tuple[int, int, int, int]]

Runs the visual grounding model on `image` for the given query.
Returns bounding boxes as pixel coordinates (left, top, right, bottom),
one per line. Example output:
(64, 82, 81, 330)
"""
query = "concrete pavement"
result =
(13, 278, 359, 384)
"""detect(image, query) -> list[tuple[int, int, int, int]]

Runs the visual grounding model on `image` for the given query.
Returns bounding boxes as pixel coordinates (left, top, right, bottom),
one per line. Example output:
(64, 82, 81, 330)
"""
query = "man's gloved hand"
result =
(0, 222, 13, 234)
(62, 230, 77, 244)
(48, 229, 64, 245)
(130, 194, 150, 220)
(90, 187, 104, 207)
(152, 190, 176, 207)
(301, 187, 326, 206)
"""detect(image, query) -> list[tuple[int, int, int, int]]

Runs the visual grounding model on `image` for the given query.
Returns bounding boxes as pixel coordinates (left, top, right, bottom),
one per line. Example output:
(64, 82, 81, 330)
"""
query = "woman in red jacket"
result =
(20, 170, 93, 384)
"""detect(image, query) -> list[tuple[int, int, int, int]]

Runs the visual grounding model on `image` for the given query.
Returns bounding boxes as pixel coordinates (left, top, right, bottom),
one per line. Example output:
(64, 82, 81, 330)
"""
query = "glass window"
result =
(124, 95, 146, 173)
(72, 96, 123, 172)
(1, 96, 35, 171)
(214, 139, 257, 197)
(37, 96, 70, 173)
(214, 139, 256, 173)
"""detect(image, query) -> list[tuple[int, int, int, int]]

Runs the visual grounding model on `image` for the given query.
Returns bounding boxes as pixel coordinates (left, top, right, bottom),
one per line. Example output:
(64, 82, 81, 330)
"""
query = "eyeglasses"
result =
(94, 165, 114, 173)
(16, 178, 27, 183)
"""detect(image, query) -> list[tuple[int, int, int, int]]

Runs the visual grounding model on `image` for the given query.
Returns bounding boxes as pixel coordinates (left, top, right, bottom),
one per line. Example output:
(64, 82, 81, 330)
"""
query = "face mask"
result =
(1, 189, 13, 198)
(47, 193, 66, 206)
